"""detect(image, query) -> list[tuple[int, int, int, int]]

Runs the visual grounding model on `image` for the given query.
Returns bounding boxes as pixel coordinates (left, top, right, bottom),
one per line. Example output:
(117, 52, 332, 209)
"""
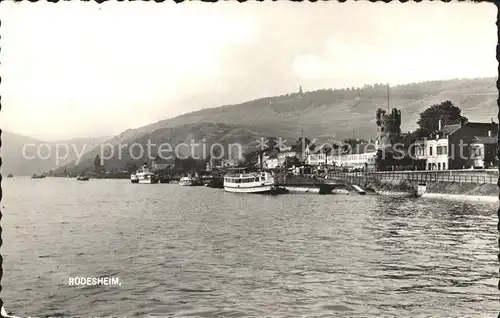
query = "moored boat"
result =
(76, 174, 90, 181)
(203, 176, 224, 188)
(179, 176, 199, 186)
(130, 174, 139, 183)
(223, 170, 288, 194)
(131, 164, 158, 184)
(31, 174, 46, 179)
(7, 173, 13, 178)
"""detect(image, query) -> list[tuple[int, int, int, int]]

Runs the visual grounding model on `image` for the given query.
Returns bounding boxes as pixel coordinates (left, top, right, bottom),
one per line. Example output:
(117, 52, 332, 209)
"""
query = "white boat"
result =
(130, 174, 139, 183)
(131, 164, 158, 184)
(179, 176, 198, 186)
(223, 170, 287, 194)
(76, 174, 89, 181)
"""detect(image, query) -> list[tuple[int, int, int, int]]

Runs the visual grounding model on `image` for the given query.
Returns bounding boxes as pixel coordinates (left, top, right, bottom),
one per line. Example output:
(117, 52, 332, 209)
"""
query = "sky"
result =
(0, 1, 497, 141)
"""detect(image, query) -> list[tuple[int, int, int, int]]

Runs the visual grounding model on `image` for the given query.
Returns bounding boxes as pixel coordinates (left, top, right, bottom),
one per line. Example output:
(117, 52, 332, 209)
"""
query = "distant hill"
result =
(52, 122, 298, 175)
(0, 131, 111, 176)
(52, 77, 497, 175)
(130, 77, 498, 138)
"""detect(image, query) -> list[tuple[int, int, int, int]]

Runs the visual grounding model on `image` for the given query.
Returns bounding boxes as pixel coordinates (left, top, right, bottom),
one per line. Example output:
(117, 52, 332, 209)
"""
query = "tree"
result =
(126, 162, 138, 174)
(284, 156, 300, 169)
(375, 149, 395, 171)
(321, 144, 333, 166)
(242, 150, 261, 170)
(416, 101, 468, 137)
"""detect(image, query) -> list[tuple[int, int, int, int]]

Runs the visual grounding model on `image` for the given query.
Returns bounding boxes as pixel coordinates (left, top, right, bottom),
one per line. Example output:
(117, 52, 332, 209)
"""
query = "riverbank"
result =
(421, 181, 498, 202)
(365, 178, 498, 202)
(365, 178, 416, 196)
(421, 192, 498, 203)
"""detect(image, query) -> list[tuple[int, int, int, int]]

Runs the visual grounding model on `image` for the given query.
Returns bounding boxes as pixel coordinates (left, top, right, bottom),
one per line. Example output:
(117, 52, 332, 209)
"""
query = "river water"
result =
(2, 178, 498, 317)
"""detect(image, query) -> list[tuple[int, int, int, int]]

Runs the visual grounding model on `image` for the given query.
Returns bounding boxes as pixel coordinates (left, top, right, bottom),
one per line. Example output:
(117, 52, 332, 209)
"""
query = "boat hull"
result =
(224, 185, 274, 193)
(179, 177, 201, 186)
(224, 185, 288, 194)
(223, 171, 287, 194)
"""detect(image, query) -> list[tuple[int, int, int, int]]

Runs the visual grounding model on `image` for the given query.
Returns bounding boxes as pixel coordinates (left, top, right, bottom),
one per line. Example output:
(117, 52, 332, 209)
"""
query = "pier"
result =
(328, 169, 498, 186)
(275, 175, 353, 195)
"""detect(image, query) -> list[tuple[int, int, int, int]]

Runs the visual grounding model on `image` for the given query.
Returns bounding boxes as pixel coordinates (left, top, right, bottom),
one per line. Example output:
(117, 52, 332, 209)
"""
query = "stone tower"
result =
(375, 108, 401, 150)
(94, 154, 102, 174)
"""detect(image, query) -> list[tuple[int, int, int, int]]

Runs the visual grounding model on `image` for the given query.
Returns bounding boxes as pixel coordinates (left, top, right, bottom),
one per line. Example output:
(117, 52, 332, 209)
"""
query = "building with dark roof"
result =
(152, 156, 175, 171)
(470, 135, 497, 169)
(415, 120, 498, 170)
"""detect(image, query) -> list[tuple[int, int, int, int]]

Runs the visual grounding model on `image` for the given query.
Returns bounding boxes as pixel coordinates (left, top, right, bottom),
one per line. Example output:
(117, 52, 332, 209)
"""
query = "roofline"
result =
(466, 121, 497, 125)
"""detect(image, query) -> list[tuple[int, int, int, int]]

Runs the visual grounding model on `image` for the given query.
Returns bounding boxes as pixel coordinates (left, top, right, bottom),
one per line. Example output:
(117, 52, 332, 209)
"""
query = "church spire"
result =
(299, 85, 304, 95)
(94, 154, 101, 167)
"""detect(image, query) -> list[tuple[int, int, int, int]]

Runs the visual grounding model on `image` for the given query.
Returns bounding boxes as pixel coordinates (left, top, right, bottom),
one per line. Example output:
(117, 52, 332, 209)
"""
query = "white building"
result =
(264, 155, 279, 169)
(306, 153, 328, 166)
(330, 152, 377, 169)
(306, 143, 377, 170)
(418, 137, 449, 171)
(414, 119, 498, 170)
(152, 157, 174, 171)
(277, 146, 303, 166)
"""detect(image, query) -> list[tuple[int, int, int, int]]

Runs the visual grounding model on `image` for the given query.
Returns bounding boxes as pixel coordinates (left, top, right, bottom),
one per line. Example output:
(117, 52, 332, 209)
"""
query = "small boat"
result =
(31, 174, 46, 179)
(7, 173, 13, 178)
(223, 169, 287, 194)
(131, 164, 158, 184)
(76, 174, 89, 181)
(202, 176, 224, 188)
(158, 175, 170, 184)
(130, 174, 139, 184)
(179, 176, 198, 186)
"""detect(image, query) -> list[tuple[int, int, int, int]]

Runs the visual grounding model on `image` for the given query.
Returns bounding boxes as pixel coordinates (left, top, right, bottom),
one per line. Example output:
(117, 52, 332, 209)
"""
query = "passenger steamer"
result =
(223, 170, 287, 194)
(130, 164, 158, 184)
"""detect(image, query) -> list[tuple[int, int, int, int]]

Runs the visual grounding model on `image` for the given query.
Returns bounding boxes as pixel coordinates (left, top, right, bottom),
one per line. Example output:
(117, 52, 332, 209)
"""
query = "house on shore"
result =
(306, 142, 377, 170)
(152, 156, 175, 171)
(414, 120, 498, 170)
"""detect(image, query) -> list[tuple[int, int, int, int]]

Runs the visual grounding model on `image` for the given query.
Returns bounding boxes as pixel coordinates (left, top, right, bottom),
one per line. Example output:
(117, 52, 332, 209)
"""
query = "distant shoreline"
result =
(421, 192, 498, 203)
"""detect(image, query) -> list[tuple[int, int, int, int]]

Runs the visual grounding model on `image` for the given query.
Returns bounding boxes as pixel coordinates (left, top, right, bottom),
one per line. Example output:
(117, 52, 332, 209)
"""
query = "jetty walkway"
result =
(328, 169, 499, 185)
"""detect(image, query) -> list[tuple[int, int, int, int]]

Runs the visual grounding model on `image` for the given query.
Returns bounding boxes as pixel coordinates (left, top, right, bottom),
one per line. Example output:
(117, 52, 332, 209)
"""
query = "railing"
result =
(275, 175, 320, 185)
(328, 170, 498, 184)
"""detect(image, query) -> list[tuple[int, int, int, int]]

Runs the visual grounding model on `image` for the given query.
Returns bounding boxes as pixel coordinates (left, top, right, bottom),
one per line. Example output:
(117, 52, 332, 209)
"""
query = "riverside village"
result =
(4, 2, 498, 317)
(47, 85, 499, 201)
